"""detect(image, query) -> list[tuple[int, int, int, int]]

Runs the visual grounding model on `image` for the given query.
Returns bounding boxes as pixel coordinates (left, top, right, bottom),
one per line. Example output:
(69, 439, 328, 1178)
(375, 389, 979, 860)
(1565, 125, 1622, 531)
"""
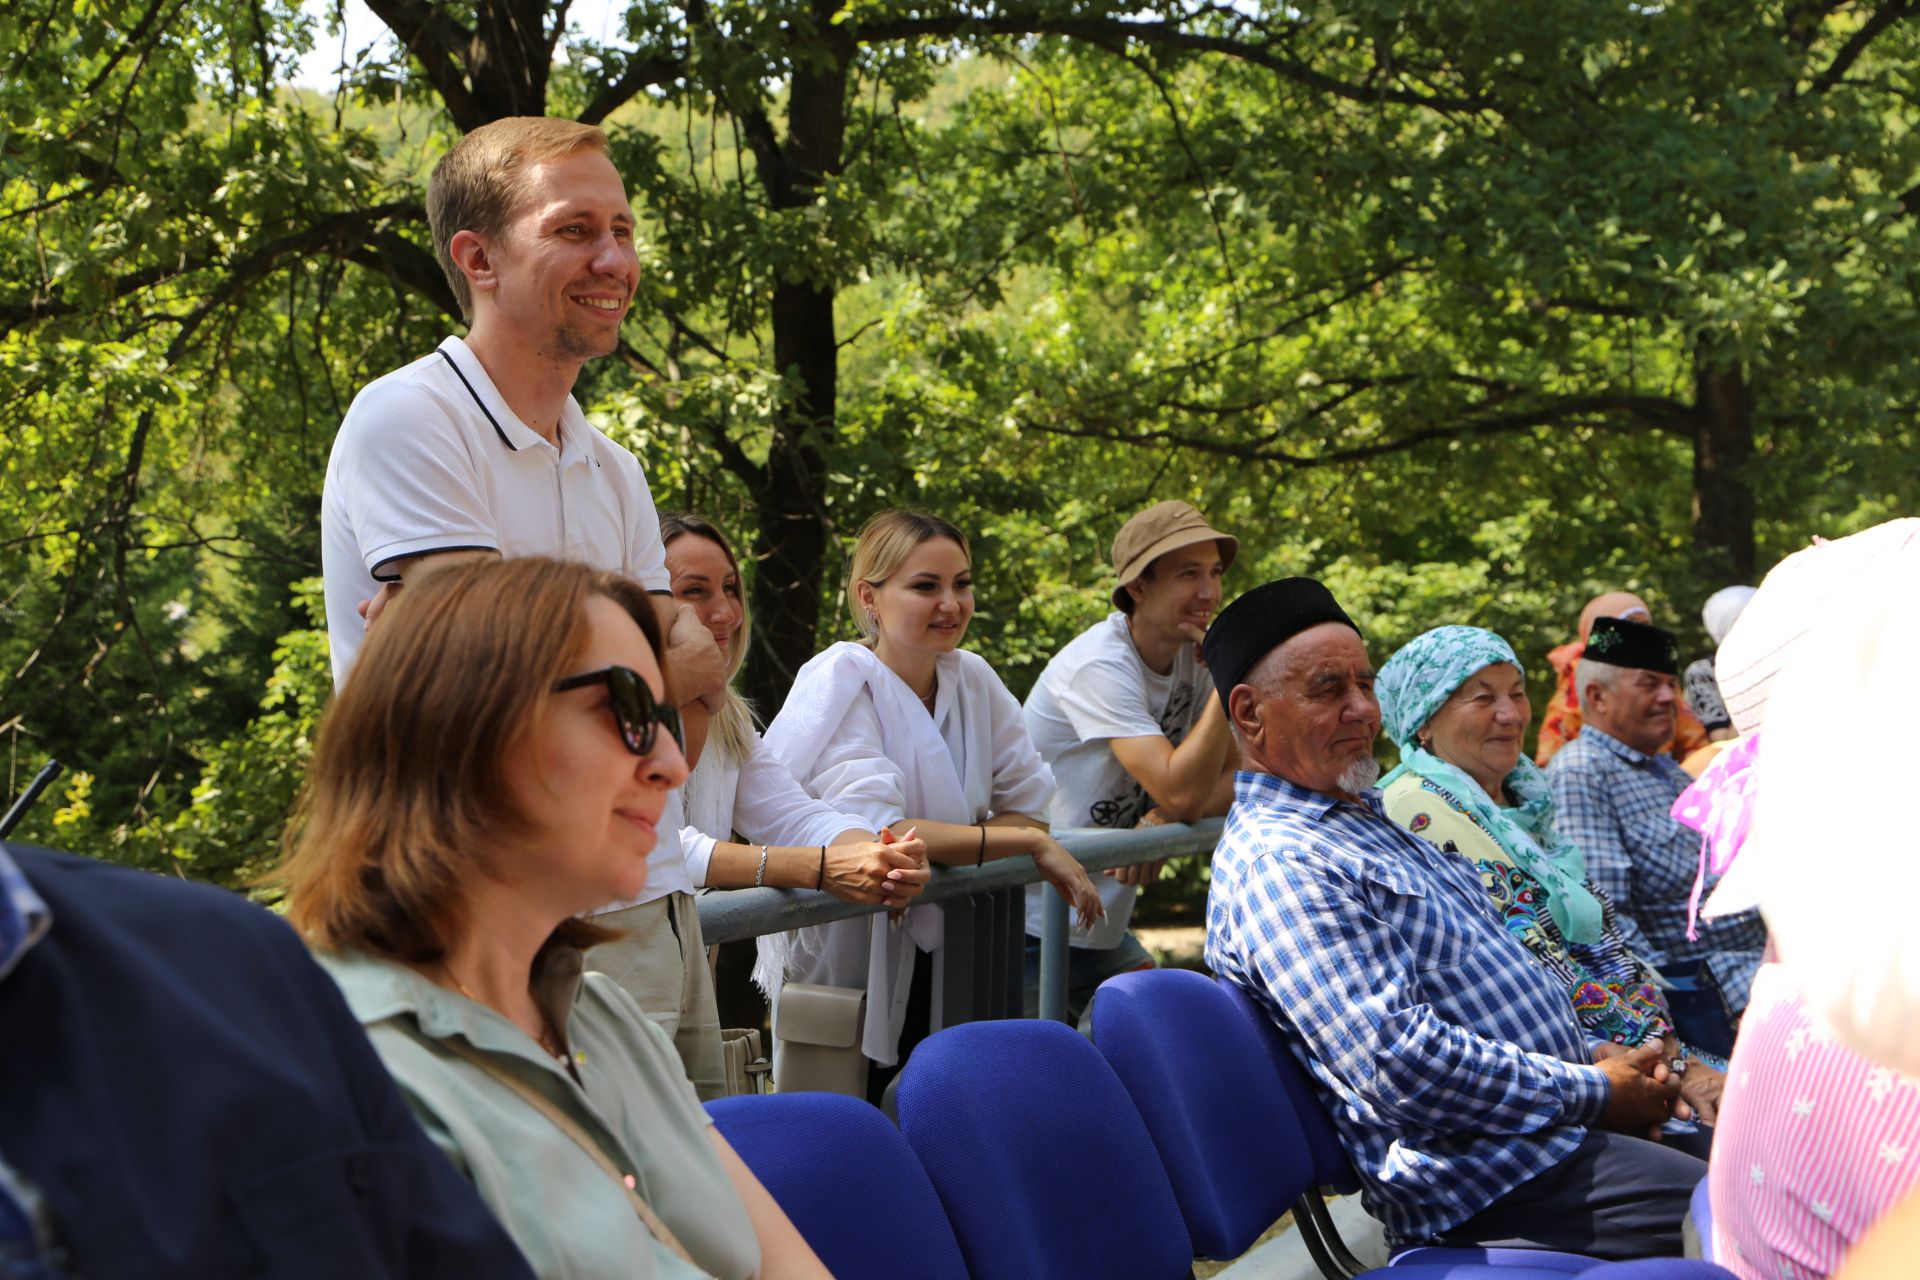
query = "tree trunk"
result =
(740, 11, 852, 719)
(1690, 339, 1757, 582)
(743, 342, 833, 716)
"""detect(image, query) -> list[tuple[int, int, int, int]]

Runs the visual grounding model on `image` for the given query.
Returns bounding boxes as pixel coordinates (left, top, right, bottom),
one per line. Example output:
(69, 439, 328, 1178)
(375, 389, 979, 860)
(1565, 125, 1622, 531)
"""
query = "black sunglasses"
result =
(553, 665, 685, 757)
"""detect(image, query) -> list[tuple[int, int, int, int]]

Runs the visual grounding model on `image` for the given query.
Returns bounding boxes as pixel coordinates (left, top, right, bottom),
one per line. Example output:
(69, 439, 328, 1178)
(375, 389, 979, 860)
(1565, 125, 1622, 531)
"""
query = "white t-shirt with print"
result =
(1022, 611, 1210, 949)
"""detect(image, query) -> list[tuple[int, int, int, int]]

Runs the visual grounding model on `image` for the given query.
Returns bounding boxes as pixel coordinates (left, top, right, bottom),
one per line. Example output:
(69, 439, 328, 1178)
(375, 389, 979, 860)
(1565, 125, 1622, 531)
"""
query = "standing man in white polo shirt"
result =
(320, 116, 732, 1096)
(1021, 500, 1241, 1026)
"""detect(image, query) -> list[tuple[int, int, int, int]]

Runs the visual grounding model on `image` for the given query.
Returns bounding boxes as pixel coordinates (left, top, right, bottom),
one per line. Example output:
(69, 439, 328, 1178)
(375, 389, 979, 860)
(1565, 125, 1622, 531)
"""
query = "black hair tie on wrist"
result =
(976, 824, 987, 867)
(816, 846, 826, 891)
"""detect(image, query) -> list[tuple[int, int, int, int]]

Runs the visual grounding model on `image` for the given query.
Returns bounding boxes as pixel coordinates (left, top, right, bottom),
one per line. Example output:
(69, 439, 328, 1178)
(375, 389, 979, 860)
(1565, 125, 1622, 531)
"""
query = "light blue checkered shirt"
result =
(1546, 726, 1767, 1013)
(1205, 772, 1611, 1242)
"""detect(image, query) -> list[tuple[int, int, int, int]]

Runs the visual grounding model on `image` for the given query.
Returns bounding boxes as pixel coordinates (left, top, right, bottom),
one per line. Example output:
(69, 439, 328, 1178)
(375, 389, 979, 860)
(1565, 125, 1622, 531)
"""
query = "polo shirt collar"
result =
(435, 336, 577, 455)
(0, 847, 51, 983)
(319, 944, 587, 1067)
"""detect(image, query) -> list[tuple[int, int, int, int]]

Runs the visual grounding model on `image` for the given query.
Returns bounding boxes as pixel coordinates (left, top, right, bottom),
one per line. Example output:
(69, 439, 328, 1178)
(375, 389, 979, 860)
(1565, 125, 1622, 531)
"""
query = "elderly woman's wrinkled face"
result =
(1422, 662, 1530, 795)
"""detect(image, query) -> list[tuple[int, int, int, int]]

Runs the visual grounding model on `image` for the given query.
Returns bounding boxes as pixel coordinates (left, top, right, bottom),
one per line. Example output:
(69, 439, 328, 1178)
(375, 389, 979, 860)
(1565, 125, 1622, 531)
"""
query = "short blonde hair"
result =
(427, 117, 609, 319)
(277, 557, 662, 962)
(846, 509, 971, 646)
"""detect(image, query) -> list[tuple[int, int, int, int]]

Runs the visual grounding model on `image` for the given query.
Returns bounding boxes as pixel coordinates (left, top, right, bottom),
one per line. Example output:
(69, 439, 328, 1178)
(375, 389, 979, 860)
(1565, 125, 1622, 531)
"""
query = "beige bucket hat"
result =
(1110, 501, 1239, 611)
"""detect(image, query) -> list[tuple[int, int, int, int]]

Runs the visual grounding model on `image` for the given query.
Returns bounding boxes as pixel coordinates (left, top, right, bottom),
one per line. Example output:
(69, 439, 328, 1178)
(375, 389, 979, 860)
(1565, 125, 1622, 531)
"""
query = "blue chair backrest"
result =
(895, 1019, 1193, 1280)
(706, 1092, 967, 1280)
(1092, 968, 1316, 1260)
(1214, 974, 1361, 1194)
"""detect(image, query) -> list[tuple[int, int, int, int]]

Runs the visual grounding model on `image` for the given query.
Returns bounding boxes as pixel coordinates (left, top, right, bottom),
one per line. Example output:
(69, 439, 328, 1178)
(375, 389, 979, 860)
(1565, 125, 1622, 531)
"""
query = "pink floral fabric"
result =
(1671, 732, 1762, 941)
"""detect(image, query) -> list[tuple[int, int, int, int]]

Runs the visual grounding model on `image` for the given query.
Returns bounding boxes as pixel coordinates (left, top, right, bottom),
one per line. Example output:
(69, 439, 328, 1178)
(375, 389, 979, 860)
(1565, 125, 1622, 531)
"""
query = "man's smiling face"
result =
(485, 148, 640, 365)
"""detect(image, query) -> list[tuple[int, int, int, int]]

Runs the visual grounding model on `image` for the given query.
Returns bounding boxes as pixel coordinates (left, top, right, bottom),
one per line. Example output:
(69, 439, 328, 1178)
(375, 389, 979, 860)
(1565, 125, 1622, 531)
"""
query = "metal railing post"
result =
(1038, 888, 1070, 1023)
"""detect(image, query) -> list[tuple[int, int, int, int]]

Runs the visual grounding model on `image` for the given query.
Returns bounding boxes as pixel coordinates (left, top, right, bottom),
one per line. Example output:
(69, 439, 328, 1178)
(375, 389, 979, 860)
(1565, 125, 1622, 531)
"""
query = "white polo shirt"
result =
(320, 334, 688, 904)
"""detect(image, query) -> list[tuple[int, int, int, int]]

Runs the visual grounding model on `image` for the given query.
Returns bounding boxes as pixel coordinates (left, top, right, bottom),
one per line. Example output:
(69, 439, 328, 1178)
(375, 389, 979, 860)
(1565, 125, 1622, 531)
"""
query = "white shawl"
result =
(764, 642, 1054, 1064)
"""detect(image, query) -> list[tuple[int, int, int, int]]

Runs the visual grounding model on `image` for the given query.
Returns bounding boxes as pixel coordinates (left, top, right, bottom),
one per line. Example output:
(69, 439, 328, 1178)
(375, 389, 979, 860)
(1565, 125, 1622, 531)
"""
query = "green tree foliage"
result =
(2, 1, 1917, 885)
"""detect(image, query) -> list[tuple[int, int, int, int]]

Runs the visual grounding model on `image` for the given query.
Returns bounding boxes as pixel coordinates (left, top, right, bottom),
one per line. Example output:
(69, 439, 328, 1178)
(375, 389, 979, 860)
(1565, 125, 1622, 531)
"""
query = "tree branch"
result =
(360, 0, 480, 130)
(578, 51, 688, 124)
(1807, 0, 1917, 93)
(0, 201, 428, 334)
(1022, 389, 1692, 466)
(847, 15, 1493, 113)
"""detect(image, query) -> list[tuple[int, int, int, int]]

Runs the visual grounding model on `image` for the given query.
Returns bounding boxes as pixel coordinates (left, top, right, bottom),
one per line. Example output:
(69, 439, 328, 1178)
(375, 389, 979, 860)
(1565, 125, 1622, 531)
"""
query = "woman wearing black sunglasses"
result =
(278, 556, 828, 1279)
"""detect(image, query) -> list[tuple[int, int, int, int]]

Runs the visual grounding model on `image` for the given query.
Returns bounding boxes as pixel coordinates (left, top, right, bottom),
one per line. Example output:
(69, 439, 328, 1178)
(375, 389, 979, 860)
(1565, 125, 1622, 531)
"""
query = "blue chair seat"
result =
(707, 1091, 966, 1280)
(1388, 1246, 1606, 1271)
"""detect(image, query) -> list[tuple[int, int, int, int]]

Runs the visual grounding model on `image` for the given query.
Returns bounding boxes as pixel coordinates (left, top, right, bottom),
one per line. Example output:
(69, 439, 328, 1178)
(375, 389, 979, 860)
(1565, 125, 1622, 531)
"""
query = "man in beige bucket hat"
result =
(1020, 500, 1241, 1025)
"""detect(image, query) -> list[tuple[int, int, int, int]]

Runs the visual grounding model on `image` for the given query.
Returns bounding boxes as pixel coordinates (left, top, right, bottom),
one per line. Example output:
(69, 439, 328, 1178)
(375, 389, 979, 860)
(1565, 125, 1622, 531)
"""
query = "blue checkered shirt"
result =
(1205, 772, 1611, 1243)
(1546, 726, 1767, 1013)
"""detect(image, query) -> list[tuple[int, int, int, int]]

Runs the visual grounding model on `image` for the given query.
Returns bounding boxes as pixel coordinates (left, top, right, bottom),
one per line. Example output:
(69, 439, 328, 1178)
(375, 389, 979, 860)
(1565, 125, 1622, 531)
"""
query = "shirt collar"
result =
(317, 944, 587, 1067)
(0, 847, 52, 983)
(1233, 770, 1377, 822)
(1582, 723, 1656, 766)
(436, 336, 584, 456)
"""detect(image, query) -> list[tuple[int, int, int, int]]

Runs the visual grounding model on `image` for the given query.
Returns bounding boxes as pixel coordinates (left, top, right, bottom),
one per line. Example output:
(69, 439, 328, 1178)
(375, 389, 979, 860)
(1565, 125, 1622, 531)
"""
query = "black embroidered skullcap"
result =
(1582, 615, 1680, 676)
(1203, 577, 1360, 709)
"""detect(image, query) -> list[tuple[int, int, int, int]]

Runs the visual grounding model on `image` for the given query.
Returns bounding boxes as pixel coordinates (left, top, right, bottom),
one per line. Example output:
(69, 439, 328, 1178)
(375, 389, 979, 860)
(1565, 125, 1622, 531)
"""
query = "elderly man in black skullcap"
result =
(1547, 615, 1767, 1028)
(1202, 579, 1704, 1261)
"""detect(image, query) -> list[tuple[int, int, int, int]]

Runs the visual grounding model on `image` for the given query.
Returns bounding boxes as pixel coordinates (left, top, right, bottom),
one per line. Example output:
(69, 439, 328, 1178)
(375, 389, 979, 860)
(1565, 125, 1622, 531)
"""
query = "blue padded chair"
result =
(706, 1091, 967, 1280)
(1689, 1177, 1714, 1261)
(1212, 974, 1605, 1278)
(894, 1018, 1194, 1280)
(1579, 1263, 1739, 1280)
(1092, 967, 1319, 1261)
(1214, 975, 1360, 1191)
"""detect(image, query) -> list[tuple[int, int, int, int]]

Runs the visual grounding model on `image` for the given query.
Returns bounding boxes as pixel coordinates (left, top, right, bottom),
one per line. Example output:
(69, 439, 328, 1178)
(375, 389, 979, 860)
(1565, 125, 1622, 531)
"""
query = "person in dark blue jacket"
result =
(0, 839, 533, 1279)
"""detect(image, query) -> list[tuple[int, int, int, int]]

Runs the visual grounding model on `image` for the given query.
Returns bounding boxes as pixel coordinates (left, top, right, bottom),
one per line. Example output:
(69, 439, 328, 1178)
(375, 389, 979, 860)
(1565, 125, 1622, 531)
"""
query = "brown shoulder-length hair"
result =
(277, 556, 665, 963)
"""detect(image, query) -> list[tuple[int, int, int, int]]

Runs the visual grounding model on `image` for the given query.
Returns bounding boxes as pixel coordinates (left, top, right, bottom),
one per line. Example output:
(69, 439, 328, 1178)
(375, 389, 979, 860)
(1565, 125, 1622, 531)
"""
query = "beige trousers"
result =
(590, 892, 727, 1102)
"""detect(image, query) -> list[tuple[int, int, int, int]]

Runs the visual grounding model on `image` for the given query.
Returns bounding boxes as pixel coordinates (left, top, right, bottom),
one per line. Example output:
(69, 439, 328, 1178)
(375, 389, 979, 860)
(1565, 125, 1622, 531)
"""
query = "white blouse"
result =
(763, 642, 1055, 1065)
(678, 730, 867, 888)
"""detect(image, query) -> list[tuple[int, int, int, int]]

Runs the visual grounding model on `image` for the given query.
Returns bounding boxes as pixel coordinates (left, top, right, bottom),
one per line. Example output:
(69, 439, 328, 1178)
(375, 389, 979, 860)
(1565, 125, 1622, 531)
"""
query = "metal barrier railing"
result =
(696, 818, 1225, 1024)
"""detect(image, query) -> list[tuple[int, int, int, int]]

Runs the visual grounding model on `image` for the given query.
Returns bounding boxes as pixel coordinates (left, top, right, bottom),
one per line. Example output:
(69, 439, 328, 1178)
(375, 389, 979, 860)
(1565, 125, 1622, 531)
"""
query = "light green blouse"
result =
(317, 946, 759, 1280)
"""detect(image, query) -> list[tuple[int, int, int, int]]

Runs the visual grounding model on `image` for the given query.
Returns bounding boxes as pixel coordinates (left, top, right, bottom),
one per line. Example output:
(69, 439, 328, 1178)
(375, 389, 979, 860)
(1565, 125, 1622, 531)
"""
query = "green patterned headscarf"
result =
(1378, 625, 1606, 944)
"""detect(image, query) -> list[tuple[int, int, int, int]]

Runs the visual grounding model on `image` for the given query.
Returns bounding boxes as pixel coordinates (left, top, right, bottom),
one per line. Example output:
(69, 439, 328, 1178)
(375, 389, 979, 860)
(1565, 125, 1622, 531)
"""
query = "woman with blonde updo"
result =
(764, 509, 1103, 1101)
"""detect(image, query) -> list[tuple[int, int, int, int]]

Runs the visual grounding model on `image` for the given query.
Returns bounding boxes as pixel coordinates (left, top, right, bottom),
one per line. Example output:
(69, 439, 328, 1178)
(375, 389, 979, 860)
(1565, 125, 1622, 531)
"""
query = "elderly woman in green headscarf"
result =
(1377, 626, 1725, 1119)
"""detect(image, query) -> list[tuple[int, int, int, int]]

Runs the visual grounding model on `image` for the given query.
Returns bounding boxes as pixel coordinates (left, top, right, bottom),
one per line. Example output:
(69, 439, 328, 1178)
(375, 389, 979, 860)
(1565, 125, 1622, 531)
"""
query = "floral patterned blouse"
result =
(1383, 770, 1675, 1048)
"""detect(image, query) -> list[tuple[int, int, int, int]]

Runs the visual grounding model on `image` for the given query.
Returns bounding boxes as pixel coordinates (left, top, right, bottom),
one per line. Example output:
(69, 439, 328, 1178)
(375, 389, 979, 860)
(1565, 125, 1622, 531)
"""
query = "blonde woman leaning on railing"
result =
(762, 509, 1104, 1104)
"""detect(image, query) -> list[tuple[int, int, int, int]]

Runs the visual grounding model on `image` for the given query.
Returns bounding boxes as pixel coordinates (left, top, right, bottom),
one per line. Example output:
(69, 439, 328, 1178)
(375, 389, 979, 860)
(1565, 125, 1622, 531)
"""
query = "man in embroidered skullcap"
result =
(1546, 616, 1766, 1030)
(1203, 580, 1703, 1261)
(1535, 591, 1712, 767)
